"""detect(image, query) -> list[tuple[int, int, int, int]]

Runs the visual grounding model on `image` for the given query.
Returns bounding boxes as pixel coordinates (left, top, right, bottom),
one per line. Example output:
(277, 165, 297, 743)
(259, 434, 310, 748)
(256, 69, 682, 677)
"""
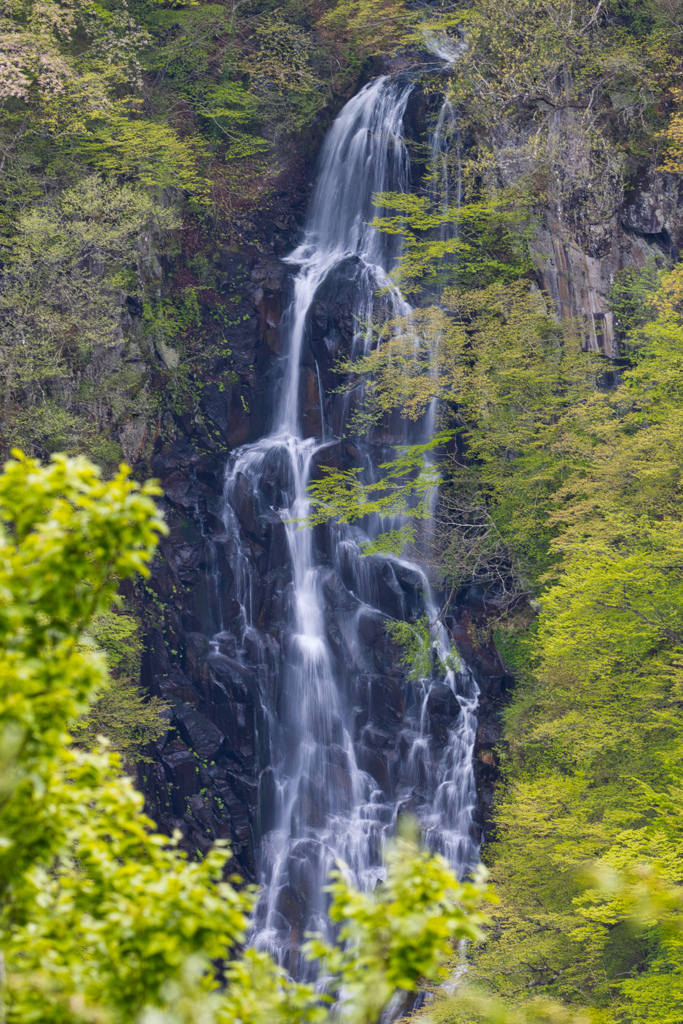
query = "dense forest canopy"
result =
(2, 0, 683, 1021)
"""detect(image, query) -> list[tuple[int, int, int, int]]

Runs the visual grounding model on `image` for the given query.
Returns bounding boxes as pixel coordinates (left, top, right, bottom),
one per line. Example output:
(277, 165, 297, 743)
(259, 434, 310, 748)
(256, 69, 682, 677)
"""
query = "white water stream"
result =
(219, 75, 479, 974)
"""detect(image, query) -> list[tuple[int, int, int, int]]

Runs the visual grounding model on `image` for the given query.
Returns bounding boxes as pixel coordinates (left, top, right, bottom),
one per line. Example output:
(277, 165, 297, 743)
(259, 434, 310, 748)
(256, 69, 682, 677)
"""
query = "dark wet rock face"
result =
(427, 682, 461, 745)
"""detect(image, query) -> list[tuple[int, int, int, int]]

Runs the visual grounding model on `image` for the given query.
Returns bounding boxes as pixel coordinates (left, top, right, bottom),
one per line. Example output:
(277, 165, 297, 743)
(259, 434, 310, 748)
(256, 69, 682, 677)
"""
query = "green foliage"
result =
(0, 450, 495, 1024)
(436, 0, 681, 255)
(385, 617, 461, 682)
(0, 0, 425, 464)
(450, 0, 679, 131)
(371, 187, 535, 297)
(386, 617, 436, 683)
(239, 15, 327, 138)
(426, 989, 592, 1024)
(72, 610, 169, 767)
(197, 82, 271, 160)
(0, 175, 172, 464)
(71, 673, 168, 767)
(305, 824, 492, 1024)
(492, 613, 539, 679)
(317, 0, 420, 89)
(607, 257, 660, 337)
(452, 268, 683, 1022)
(308, 283, 601, 597)
(308, 435, 445, 528)
(361, 524, 417, 556)
(77, 117, 211, 197)
(0, 451, 166, 888)
(88, 611, 144, 679)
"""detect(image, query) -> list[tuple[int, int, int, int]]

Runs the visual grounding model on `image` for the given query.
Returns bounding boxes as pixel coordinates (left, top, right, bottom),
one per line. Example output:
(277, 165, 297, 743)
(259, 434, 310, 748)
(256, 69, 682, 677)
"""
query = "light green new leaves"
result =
(463, 295, 683, 1019)
(306, 830, 492, 1024)
(0, 450, 493, 1024)
(3, 766, 253, 1024)
(0, 451, 166, 781)
(307, 434, 448, 528)
(0, 451, 290, 1024)
(370, 188, 534, 295)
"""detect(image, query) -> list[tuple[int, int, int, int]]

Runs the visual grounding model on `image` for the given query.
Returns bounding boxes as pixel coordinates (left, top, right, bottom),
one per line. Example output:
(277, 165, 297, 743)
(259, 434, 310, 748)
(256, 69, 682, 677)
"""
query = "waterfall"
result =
(217, 75, 479, 976)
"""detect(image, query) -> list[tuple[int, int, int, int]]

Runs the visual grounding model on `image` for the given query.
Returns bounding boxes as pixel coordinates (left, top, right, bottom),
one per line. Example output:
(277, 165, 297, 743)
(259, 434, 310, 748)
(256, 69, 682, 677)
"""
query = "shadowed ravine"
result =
(215, 75, 479, 976)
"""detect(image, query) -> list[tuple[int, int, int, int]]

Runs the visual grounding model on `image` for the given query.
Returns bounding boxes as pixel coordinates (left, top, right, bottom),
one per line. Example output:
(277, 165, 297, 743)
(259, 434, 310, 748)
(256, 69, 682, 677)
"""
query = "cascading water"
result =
(216, 74, 479, 976)
(431, 96, 461, 238)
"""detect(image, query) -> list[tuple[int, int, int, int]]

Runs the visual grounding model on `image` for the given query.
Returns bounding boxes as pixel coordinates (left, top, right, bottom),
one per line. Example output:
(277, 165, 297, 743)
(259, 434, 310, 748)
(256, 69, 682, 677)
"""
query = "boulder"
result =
(369, 675, 404, 725)
(355, 745, 392, 797)
(426, 682, 460, 745)
(173, 702, 225, 760)
(162, 748, 200, 806)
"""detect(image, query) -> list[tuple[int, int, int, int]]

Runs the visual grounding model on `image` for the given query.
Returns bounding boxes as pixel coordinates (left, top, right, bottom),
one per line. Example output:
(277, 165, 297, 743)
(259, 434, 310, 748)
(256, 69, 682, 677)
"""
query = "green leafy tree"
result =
(307, 829, 487, 1024)
(444, 258, 683, 1023)
(369, 187, 535, 297)
(0, 450, 496, 1024)
(0, 176, 175, 464)
(72, 610, 169, 769)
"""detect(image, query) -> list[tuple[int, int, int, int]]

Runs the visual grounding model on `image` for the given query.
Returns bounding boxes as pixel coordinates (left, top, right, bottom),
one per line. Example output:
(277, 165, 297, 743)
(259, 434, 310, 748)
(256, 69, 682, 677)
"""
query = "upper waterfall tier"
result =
(275, 76, 413, 437)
